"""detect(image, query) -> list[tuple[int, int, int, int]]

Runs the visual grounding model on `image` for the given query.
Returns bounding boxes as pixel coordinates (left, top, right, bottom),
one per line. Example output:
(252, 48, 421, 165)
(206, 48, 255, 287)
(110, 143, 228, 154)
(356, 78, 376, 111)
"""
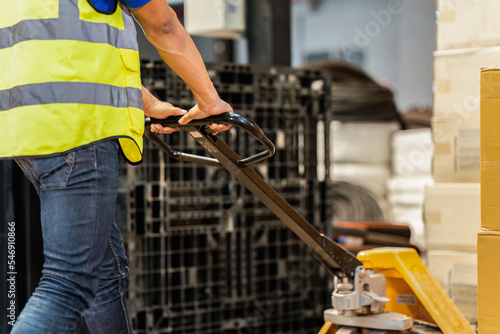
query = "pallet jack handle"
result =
(145, 112, 363, 278)
(145, 112, 275, 167)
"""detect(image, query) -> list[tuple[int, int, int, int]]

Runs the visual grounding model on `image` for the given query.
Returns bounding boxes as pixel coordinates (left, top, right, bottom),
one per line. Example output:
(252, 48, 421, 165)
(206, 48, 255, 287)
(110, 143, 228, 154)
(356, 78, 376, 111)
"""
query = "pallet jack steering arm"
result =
(145, 112, 363, 279)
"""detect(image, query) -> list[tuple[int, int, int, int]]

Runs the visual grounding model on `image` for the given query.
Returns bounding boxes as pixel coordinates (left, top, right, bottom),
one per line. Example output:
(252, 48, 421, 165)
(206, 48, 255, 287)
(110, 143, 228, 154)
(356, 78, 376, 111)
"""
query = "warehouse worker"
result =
(1, 0, 232, 332)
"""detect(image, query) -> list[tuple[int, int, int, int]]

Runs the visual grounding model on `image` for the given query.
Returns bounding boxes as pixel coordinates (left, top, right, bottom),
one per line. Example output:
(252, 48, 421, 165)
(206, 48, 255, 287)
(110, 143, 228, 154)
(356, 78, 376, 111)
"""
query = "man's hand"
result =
(178, 98, 233, 135)
(145, 101, 187, 134)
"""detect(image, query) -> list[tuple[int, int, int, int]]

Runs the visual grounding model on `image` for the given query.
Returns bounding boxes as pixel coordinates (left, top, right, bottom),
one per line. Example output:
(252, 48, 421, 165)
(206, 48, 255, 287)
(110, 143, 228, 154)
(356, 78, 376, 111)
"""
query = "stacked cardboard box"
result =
(423, 183, 479, 324)
(479, 67, 500, 333)
(424, 183, 480, 251)
(433, 47, 498, 182)
(433, 3, 500, 184)
(436, 0, 500, 51)
(423, 0, 500, 325)
(426, 250, 478, 325)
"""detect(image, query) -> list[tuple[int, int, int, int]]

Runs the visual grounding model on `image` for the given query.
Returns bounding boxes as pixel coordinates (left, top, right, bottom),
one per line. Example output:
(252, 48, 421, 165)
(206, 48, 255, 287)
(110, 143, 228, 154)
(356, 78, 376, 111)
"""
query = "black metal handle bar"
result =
(145, 112, 363, 277)
(145, 112, 276, 167)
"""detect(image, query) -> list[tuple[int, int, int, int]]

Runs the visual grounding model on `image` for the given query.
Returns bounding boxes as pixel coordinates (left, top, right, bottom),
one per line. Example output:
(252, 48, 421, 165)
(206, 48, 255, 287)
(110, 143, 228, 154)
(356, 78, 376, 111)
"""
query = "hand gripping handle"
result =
(145, 113, 276, 166)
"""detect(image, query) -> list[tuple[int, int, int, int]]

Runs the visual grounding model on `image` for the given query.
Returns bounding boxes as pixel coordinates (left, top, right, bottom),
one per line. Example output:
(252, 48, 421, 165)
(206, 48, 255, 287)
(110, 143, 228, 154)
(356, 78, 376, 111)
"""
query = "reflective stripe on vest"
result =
(0, 18, 138, 50)
(0, 0, 144, 164)
(0, 83, 142, 111)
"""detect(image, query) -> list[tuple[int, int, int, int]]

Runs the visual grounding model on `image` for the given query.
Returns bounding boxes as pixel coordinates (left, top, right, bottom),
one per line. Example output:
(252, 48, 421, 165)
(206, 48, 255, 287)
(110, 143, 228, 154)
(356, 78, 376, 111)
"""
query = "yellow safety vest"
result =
(0, 0, 144, 164)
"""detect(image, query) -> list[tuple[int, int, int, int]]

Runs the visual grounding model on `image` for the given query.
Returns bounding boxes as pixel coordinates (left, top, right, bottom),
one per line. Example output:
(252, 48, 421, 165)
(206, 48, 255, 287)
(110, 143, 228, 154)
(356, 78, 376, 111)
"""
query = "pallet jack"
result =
(145, 113, 476, 334)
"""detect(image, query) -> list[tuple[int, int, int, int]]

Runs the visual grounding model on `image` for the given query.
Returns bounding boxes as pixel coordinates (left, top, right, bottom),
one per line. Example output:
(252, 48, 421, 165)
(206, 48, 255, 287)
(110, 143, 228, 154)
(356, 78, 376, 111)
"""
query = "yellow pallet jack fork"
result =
(358, 248, 474, 333)
(319, 322, 338, 334)
(145, 113, 475, 334)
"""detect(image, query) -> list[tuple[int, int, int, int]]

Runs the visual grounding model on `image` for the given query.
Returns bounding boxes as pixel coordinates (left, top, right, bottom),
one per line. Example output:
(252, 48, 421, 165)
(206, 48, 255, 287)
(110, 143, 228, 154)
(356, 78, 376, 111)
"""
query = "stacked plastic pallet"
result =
(121, 61, 332, 334)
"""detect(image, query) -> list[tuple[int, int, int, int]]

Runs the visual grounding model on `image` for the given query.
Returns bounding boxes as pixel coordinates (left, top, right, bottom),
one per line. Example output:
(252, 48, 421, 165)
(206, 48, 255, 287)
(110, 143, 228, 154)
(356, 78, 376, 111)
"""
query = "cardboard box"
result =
(184, 0, 245, 39)
(427, 250, 477, 287)
(480, 67, 500, 230)
(433, 47, 500, 117)
(424, 183, 480, 251)
(437, 0, 500, 50)
(479, 69, 500, 332)
(477, 231, 500, 333)
(432, 114, 480, 183)
(427, 250, 477, 324)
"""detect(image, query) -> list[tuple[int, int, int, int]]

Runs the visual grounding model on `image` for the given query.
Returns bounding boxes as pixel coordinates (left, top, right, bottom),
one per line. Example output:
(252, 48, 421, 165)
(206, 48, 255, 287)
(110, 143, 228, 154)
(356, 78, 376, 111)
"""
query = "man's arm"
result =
(130, 0, 232, 132)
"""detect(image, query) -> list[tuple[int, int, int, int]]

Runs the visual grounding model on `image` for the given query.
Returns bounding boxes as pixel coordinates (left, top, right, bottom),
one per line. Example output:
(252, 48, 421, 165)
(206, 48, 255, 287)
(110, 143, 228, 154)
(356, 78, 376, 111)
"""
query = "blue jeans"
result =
(12, 141, 132, 333)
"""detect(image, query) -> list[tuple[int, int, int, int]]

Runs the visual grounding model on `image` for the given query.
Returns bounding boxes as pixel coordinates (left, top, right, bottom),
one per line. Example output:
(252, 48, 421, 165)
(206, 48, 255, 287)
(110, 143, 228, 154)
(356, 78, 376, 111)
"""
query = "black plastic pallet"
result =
(123, 61, 334, 334)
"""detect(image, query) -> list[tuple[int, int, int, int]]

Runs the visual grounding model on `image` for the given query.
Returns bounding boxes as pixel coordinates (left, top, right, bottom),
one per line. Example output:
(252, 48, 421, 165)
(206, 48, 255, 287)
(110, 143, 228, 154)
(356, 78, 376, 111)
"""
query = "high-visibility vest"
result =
(0, 0, 144, 164)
